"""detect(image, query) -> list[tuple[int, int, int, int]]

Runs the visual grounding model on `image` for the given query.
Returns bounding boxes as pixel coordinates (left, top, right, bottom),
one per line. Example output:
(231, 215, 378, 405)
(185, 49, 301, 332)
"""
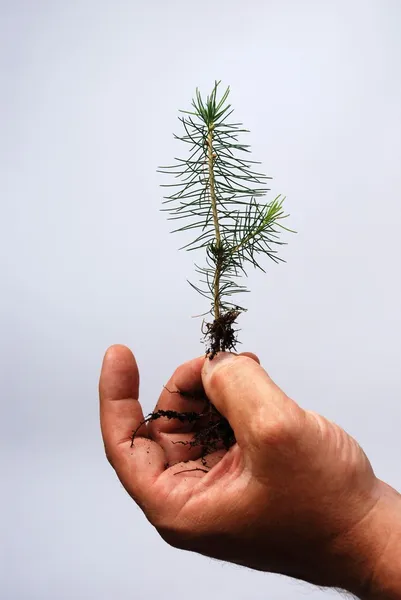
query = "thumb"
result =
(201, 352, 300, 448)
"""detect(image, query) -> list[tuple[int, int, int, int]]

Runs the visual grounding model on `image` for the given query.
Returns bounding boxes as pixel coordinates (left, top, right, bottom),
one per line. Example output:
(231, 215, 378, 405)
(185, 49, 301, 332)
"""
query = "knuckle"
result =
(252, 405, 304, 449)
(169, 366, 182, 384)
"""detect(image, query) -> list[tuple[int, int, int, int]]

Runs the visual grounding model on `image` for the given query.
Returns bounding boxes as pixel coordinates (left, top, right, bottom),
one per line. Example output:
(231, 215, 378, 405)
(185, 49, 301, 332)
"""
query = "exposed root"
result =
(204, 308, 241, 358)
(131, 404, 235, 465)
(163, 386, 206, 400)
(131, 378, 236, 474)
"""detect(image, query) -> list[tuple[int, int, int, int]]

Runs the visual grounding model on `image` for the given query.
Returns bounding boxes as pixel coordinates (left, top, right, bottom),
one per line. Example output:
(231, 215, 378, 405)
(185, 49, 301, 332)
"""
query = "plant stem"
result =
(207, 123, 221, 320)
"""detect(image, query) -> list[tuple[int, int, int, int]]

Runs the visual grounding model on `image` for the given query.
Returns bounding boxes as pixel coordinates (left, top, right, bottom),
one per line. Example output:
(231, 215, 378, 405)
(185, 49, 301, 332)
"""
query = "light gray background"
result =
(1, 1, 400, 598)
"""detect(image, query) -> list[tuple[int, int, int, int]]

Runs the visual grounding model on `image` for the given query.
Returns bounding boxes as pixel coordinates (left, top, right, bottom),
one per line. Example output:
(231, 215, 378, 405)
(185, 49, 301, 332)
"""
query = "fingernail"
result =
(202, 352, 236, 377)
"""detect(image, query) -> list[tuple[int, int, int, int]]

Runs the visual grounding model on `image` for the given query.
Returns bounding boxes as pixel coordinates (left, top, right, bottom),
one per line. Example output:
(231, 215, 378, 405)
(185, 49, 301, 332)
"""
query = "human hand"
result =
(99, 346, 401, 599)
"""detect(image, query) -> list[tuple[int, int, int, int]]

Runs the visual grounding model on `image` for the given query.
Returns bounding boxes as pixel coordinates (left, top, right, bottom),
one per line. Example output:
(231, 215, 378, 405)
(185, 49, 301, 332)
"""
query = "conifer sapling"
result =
(131, 82, 293, 464)
(160, 81, 292, 356)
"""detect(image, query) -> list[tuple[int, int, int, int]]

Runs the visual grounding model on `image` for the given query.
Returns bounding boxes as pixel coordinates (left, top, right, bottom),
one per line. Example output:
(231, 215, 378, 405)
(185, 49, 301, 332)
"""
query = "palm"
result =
(100, 348, 249, 521)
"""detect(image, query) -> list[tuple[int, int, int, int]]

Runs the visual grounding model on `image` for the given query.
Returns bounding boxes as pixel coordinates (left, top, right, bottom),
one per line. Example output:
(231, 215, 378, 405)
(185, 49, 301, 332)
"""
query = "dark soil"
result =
(204, 309, 241, 358)
(131, 391, 235, 469)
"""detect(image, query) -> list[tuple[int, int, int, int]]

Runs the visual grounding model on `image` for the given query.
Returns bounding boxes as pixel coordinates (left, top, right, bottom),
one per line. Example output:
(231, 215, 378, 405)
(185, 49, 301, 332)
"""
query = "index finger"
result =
(99, 345, 165, 505)
(148, 355, 207, 437)
(99, 344, 146, 450)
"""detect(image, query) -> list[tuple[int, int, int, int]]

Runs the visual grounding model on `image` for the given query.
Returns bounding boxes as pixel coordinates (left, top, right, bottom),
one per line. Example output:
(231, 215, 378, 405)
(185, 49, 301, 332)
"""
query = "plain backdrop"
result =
(1, 1, 401, 599)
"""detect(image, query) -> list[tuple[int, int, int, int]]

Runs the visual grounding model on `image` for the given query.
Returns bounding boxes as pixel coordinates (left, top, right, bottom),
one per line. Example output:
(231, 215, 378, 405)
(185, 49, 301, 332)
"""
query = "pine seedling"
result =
(131, 83, 292, 458)
(159, 81, 292, 356)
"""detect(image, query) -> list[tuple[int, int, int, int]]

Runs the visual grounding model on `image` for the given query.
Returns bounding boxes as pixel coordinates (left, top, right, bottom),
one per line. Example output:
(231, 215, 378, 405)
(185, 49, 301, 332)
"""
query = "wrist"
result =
(334, 479, 401, 599)
(362, 481, 401, 599)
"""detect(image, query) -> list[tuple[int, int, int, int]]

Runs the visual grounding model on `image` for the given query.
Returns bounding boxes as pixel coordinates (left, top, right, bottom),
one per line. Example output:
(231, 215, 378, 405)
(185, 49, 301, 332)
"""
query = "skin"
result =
(99, 346, 401, 599)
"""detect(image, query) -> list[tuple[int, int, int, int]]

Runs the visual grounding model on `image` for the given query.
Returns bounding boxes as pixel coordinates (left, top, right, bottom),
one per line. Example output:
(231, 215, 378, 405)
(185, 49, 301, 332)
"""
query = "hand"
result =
(99, 346, 401, 599)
